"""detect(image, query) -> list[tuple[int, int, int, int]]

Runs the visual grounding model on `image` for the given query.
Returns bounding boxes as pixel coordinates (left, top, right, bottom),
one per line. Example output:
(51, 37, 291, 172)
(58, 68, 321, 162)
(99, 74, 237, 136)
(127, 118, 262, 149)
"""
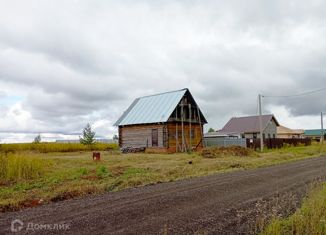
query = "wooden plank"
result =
(120, 124, 164, 148)
(167, 123, 203, 149)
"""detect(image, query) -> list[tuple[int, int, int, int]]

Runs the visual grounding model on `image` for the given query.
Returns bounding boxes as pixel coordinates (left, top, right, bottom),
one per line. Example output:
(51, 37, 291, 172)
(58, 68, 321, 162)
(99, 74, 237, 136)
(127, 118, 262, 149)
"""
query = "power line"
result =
(263, 87, 326, 98)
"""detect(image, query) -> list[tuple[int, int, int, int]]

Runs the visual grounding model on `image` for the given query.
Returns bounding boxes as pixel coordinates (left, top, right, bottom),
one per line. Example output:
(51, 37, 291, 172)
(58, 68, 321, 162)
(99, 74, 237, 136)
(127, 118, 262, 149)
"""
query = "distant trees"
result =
(33, 134, 41, 143)
(80, 123, 96, 145)
(208, 128, 215, 133)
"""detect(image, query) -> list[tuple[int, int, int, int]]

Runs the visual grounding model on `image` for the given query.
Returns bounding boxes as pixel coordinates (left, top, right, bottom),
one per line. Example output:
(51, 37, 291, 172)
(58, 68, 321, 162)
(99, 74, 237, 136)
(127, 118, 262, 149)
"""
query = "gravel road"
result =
(1, 156, 326, 235)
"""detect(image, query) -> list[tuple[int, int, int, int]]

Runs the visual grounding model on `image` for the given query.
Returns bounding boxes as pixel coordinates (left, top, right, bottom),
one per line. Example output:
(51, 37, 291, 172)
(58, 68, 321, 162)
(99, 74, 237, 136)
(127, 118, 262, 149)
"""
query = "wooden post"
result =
(258, 94, 264, 152)
(197, 105, 203, 148)
(176, 107, 178, 152)
(189, 103, 192, 151)
(181, 101, 185, 152)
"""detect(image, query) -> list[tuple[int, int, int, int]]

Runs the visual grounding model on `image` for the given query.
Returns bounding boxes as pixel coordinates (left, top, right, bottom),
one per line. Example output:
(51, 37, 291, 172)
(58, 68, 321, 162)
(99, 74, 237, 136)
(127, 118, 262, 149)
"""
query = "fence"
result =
(246, 138, 312, 149)
(204, 138, 247, 148)
(204, 137, 312, 149)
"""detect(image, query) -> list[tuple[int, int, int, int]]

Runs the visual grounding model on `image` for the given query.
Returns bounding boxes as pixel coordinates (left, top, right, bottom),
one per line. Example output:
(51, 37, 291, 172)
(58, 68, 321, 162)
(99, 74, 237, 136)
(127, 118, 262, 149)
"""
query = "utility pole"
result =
(321, 112, 324, 145)
(181, 101, 185, 152)
(258, 94, 264, 152)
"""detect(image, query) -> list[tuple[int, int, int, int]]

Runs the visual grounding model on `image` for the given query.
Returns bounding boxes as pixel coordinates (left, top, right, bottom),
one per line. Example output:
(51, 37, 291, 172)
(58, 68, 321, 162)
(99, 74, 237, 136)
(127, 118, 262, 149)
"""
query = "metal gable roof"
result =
(221, 114, 279, 133)
(114, 89, 188, 126)
(304, 129, 325, 136)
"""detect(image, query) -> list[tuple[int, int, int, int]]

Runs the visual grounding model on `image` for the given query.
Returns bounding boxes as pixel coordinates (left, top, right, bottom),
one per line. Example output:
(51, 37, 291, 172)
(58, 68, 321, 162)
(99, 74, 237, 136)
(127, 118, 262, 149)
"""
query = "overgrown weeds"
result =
(0, 142, 118, 153)
(261, 182, 326, 235)
(0, 154, 48, 182)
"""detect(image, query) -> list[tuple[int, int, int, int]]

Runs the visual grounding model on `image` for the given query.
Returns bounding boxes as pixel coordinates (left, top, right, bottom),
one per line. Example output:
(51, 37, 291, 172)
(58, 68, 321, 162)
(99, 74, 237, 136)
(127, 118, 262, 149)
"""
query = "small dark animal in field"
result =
(188, 161, 193, 164)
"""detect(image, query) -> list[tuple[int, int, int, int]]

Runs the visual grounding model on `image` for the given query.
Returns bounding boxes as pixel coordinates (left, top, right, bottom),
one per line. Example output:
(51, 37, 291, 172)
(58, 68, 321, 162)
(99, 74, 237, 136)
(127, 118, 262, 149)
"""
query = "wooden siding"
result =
(119, 124, 165, 148)
(167, 123, 203, 152)
(119, 122, 204, 152)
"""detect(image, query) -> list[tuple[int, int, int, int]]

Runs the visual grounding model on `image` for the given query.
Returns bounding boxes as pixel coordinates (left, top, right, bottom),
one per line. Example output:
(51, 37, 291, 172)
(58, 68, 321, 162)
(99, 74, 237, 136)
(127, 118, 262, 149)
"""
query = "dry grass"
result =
(0, 154, 49, 182)
(201, 146, 257, 158)
(261, 182, 326, 235)
(0, 142, 118, 153)
(0, 142, 325, 213)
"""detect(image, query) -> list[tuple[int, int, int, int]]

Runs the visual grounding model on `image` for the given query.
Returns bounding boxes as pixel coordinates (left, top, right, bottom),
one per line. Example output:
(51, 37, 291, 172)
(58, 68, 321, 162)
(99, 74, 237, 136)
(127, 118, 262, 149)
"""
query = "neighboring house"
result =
(304, 129, 326, 141)
(277, 125, 304, 139)
(221, 114, 280, 139)
(114, 88, 207, 152)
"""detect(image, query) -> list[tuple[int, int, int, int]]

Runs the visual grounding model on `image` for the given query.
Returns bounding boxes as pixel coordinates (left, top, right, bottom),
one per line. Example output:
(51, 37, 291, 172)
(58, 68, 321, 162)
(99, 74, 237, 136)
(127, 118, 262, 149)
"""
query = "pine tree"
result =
(80, 123, 96, 145)
(208, 128, 215, 133)
(33, 134, 41, 143)
(113, 134, 119, 140)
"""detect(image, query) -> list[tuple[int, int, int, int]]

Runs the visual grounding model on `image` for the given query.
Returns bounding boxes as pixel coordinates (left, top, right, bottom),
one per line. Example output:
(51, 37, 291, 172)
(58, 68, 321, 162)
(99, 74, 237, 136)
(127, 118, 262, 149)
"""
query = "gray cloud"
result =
(0, 0, 326, 139)
(0, 91, 6, 98)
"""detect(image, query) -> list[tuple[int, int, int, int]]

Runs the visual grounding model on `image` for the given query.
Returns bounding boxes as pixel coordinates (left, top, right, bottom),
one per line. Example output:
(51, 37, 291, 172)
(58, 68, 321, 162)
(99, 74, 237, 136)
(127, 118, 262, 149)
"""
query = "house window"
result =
(253, 133, 257, 139)
(152, 129, 158, 147)
(263, 133, 266, 139)
(273, 134, 276, 139)
(268, 133, 271, 139)
(241, 134, 245, 138)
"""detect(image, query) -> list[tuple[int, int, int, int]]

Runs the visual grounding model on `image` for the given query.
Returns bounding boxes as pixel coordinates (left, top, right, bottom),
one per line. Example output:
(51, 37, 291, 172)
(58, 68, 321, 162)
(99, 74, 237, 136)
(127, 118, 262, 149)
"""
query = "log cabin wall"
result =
(119, 124, 166, 148)
(167, 123, 203, 152)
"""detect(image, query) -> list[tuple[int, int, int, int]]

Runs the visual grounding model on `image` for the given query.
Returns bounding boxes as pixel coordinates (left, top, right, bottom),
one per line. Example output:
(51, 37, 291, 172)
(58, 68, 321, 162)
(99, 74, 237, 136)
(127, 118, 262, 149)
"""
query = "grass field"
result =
(0, 142, 325, 212)
(0, 142, 118, 153)
(261, 182, 326, 235)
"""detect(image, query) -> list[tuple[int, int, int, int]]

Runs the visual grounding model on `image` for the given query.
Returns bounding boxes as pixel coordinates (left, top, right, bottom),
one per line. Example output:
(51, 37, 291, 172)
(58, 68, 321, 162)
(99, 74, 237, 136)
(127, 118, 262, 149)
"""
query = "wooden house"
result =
(114, 88, 207, 152)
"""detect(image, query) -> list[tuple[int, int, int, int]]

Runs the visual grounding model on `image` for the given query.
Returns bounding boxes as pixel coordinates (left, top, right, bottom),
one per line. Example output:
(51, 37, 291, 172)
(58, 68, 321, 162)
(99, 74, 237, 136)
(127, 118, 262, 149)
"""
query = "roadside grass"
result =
(0, 142, 325, 212)
(261, 182, 326, 235)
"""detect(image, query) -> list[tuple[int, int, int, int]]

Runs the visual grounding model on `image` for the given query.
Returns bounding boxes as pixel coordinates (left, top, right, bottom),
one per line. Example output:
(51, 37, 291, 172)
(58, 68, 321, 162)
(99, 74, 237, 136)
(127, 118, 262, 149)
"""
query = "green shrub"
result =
(78, 168, 88, 176)
(283, 143, 291, 148)
(0, 154, 48, 182)
(96, 165, 110, 178)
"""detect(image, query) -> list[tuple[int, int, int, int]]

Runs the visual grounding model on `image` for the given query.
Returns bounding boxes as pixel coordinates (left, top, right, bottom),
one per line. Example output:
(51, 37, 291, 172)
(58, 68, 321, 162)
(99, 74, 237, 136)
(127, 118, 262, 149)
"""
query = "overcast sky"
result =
(1, 0, 326, 143)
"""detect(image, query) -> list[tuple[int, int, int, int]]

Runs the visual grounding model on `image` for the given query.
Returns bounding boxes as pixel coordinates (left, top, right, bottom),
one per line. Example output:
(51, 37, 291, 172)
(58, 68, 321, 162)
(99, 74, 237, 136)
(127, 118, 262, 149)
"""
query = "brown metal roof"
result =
(221, 114, 279, 133)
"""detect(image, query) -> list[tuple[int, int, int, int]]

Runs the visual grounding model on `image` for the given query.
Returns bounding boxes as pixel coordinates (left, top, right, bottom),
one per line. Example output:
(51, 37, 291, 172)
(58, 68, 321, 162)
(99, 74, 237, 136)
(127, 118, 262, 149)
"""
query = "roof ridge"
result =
(233, 114, 273, 119)
(137, 88, 188, 99)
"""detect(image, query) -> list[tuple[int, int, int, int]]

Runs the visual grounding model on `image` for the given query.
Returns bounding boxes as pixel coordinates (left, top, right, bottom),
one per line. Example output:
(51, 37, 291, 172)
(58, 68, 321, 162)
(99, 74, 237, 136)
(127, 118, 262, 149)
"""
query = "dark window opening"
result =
(152, 129, 158, 147)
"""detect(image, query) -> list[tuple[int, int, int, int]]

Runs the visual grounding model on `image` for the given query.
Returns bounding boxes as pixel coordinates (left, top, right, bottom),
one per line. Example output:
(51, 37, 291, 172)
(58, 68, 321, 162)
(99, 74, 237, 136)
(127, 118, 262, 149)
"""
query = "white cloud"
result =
(0, 0, 326, 142)
(266, 105, 322, 129)
(0, 102, 32, 131)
